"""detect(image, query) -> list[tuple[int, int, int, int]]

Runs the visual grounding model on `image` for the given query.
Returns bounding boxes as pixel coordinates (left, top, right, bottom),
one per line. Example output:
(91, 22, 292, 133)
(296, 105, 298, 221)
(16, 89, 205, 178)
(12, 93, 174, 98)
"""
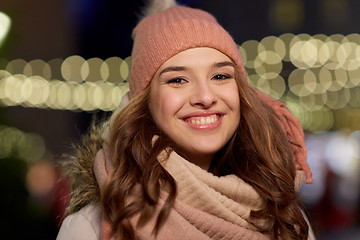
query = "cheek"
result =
(222, 83, 240, 110)
(221, 84, 241, 127)
(149, 89, 185, 124)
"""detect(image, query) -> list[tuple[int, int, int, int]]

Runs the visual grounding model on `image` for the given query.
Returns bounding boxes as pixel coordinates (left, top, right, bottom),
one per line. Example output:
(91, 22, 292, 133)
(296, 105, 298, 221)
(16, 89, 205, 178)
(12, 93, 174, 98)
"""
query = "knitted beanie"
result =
(129, 5, 247, 98)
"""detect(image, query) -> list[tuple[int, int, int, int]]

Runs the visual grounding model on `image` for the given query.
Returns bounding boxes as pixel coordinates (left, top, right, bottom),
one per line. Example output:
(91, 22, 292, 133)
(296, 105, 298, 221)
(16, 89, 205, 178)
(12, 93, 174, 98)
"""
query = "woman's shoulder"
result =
(57, 204, 102, 240)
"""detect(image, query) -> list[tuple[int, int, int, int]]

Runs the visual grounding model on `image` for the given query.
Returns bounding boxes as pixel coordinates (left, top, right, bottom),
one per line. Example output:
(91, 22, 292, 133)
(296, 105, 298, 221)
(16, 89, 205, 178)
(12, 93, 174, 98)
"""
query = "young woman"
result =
(57, 0, 314, 239)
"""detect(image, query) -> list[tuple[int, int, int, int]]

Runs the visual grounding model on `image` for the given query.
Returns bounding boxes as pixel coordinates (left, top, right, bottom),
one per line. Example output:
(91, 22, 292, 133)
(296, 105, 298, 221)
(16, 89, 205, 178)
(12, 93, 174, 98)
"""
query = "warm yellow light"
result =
(325, 88, 350, 110)
(303, 70, 317, 93)
(57, 81, 72, 109)
(285, 100, 307, 127)
(334, 109, 360, 131)
(331, 68, 348, 91)
(46, 81, 56, 109)
(0, 70, 11, 102)
(83, 57, 104, 82)
(100, 60, 109, 82)
(4, 75, 25, 105)
(0, 126, 16, 158)
(0, 12, 11, 46)
(311, 38, 329, 67)
(259, 36, 286, 60)
(120, 56, 131, 80)
(73, 83, 86, 109)
(318, 68, 332, 91)
(258, 50, 282, 65)
(241, 40, 263, 69)
(330, 33, 346, 43)
(290, 39, 318, 68)
(20, 77, 33, 105)
(269, 75, 286, 99)
(338, 42, 360, 71)
(26, 76, 49, 107)
(87, 82, 104, 109)
(99, 82, 114, 111)
(346, 33, 360, 43)
(0, 126, 46, 162)
(348, 87, 360, 108)
(110, 83, 129, 110)
(288, 69, 311, 96)
(324, 40, 342, 70)
(318, 42, 330, 66)
(348, 68, 360, 87)
(47, 58, 63, 80)
(18, 132, 46, 162)
(6, 59, 27, 75)
(305, 108, 334, 132)
(103, 57, 123, 83)
(254, 51, 282, 79)
(78, 82, 92, 111)
(299, 92, 327, 111)
(61, 55, 86, 82)
(23, 59, 51, 80)
(279, 33, 296, 61)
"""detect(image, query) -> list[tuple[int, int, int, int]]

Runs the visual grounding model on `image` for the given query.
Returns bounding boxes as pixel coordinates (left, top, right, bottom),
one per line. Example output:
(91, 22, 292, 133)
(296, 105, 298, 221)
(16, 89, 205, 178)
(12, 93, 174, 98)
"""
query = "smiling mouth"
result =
(184, 114, 220, 125)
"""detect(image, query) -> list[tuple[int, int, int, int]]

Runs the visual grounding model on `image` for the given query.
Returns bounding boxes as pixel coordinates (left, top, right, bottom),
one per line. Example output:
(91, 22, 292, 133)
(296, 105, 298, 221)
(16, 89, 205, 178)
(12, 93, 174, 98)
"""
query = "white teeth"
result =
(188, 115, 219, 125)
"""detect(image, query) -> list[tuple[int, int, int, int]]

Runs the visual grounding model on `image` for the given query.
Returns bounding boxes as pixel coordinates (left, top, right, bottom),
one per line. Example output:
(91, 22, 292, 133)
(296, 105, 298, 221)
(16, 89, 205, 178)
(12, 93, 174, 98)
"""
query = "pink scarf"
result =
(94, 148, 306, 239)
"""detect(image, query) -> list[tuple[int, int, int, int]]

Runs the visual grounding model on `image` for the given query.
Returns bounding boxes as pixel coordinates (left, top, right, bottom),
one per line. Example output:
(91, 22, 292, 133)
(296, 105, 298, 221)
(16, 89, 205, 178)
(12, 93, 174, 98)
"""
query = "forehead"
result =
(158, 47, 232, 69)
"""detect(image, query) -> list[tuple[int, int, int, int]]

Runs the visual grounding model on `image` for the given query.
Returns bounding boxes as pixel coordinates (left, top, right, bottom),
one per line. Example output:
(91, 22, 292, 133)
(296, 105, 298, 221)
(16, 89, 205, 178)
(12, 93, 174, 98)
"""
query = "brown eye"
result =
(212, 74, 231, 80)
(167, 78, 187, 84)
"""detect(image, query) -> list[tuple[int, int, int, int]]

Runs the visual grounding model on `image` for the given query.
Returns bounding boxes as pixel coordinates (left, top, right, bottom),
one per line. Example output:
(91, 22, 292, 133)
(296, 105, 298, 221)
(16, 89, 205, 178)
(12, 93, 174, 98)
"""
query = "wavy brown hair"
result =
(102, 67, 309, 239)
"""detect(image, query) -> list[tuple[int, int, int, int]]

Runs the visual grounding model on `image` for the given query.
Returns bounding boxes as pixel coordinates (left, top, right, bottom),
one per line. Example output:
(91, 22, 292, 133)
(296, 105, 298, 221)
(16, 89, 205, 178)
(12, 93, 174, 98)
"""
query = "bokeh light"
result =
(325, 132, 360, 177)
(0, 34, 359, 132)
(0, 125, 46, 162)
(26, 160, 57, 197)
(0, 12, 11, 46)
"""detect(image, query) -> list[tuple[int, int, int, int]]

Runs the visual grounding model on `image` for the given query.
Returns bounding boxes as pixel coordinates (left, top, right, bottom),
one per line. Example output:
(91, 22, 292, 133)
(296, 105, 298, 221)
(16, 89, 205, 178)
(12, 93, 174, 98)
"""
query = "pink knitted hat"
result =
(129, 5, 247, 98)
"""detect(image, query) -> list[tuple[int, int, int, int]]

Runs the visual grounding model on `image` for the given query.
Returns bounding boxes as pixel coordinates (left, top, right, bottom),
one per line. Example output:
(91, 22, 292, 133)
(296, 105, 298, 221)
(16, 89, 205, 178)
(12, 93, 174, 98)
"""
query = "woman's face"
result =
(148, 47, 240, 169)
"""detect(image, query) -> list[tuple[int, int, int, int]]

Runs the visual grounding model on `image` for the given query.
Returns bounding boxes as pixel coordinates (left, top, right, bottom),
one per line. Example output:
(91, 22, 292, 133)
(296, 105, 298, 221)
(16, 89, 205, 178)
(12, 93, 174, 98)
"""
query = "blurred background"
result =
(0, 0, 359, 239)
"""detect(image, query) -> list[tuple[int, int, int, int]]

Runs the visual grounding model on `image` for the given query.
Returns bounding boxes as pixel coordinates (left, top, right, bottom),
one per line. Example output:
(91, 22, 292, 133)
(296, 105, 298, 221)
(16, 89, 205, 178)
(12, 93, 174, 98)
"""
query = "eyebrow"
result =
(158, 61, 235, 76)
(213, 61, 235, 68)
(159, 66, 187, 76)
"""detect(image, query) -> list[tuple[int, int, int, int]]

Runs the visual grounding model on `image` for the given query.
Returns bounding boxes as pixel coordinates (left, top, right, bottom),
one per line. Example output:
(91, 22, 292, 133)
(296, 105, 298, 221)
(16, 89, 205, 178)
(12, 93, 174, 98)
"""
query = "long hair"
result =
(102, 68, 309, 239)
(102, 87, 178, 239)
(210, 69, 309, 239)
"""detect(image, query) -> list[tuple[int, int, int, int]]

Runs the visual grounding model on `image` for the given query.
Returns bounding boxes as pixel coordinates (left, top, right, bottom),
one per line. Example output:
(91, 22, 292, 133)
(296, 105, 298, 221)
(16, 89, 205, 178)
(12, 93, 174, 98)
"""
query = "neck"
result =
(180, 152, 214, 171)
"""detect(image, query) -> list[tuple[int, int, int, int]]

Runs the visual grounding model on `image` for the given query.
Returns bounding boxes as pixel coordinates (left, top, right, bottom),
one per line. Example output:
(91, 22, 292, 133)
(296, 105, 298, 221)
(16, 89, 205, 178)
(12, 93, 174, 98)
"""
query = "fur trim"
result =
(60, 121, 104, 214)
(141, 0, 178, 18)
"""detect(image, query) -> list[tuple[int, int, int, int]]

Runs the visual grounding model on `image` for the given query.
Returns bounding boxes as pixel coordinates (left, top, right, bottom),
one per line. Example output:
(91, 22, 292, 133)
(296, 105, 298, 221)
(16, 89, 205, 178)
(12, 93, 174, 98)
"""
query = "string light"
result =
(0, 34, 359, 132)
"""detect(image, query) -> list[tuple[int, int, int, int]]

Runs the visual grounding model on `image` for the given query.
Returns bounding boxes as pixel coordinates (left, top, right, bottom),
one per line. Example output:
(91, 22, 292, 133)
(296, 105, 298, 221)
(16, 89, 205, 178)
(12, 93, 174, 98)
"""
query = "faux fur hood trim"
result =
(61, 122, 104, 214)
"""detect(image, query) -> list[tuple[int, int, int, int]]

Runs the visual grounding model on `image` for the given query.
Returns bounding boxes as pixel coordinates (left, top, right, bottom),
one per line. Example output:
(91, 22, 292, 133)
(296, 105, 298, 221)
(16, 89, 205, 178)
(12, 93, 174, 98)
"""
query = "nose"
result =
(189, 81, 217, 108)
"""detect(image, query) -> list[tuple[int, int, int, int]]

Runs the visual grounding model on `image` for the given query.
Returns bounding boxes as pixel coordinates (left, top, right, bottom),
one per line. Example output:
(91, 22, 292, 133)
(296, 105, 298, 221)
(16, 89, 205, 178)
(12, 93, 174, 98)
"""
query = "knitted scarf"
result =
(94, 148, 305, 240)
